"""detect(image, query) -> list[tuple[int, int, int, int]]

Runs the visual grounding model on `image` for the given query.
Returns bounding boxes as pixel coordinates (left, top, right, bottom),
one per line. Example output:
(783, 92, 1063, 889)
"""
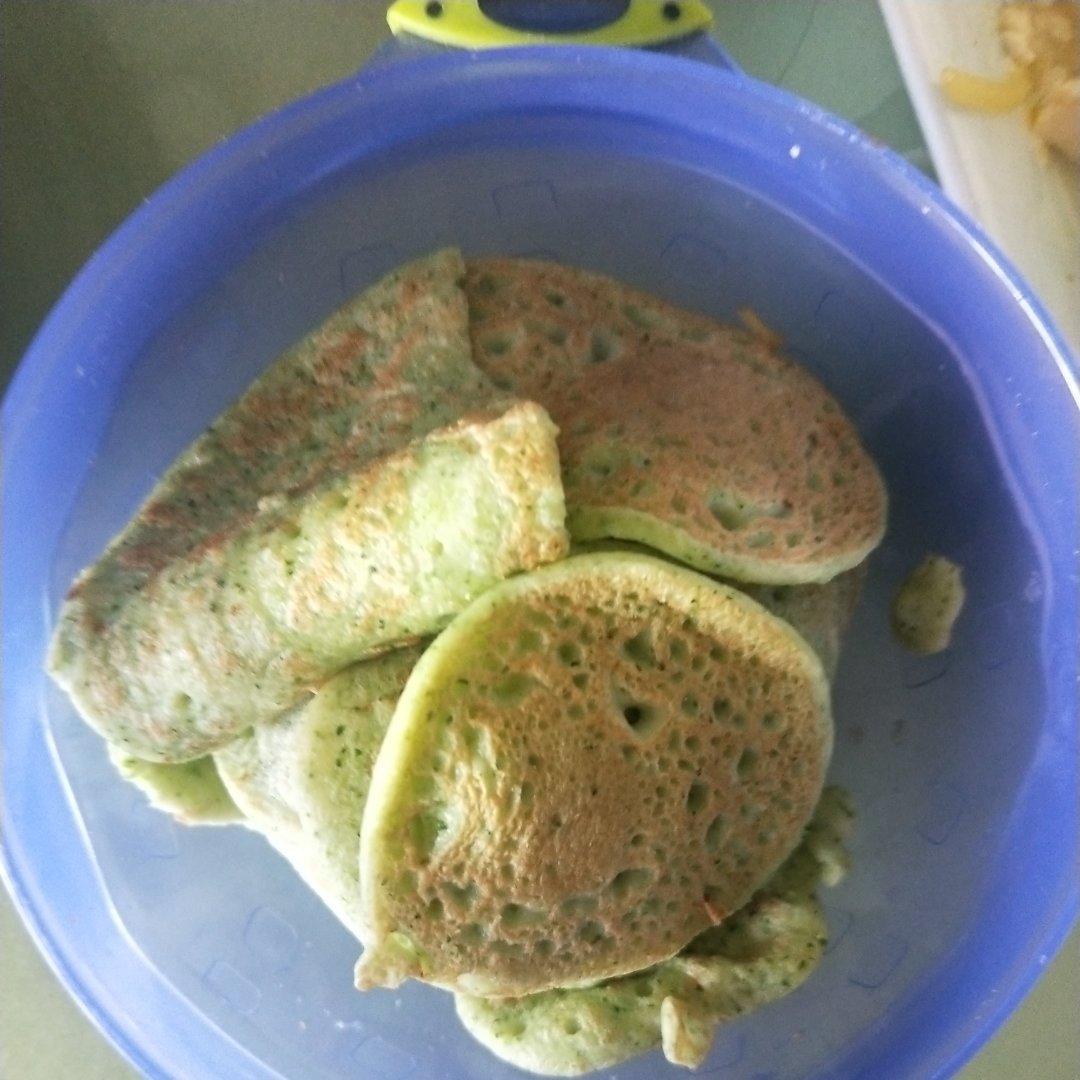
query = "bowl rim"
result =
(2, 43, 1077, 1080)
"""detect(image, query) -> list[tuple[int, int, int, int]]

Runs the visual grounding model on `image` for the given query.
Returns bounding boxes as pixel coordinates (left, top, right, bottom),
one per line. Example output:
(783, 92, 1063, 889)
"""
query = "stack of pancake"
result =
(50, 249, 884, 1075)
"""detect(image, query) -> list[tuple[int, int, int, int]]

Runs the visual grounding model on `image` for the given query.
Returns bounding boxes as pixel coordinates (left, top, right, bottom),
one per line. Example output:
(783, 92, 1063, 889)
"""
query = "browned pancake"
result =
(466, 258, 886, 586)
(50, 250, 567, 761)
(355, 552, 832, 998)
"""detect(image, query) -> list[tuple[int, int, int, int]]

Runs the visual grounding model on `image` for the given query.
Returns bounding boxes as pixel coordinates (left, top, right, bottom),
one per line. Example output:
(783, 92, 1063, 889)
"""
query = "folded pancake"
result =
(108, 746, 242, 825)
(355, 552, 832, 998)
(466, 258, 886, 586)
(50, 249, 568, 762)
(455, 787, 853, 1076)
(214, 647, 422, 935)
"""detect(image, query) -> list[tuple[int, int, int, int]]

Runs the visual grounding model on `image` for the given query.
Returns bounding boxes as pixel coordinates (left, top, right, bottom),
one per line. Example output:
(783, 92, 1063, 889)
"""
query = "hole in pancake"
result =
(482, 334, 513, 356)
(707, 491, 756, 530)
(561, 895, 598, 916)
(590, 329, 616, 363)
(557, 641, 582, 666)
(501, 903, 546, 928)
(708, 491, 792, 533)
(623, 702, 657, 733)
(563, 1018, 581, 1035)
(471, 272, 497, 296)
(493, 672, 539, 704)
(460, 920, 486, 946)
(705, 814, 726, 851)
(622, 628, 656, 668)
(612, 681, 662, 737)
(578, 920, 607, 944)
(517, 628, 544, 651)
(736, 747, 759, 780)
(443, 882, 477, 910)
(610, 868, 653, 898)
(686, 781, 709, 814)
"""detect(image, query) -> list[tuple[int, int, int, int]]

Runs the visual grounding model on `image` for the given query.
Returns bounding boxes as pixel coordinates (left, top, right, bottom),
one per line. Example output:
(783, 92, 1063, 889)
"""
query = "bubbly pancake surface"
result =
(455, 787, 853, 1076)
(466, 258, 886, 586)
(356, 553, 832, 998)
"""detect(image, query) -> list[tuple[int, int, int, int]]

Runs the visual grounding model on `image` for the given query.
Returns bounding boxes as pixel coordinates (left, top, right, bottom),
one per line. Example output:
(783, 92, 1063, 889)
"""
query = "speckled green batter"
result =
(108, 746, 241, 824)
(891, 554, 965, 654)
(455, 787, 853, 1075)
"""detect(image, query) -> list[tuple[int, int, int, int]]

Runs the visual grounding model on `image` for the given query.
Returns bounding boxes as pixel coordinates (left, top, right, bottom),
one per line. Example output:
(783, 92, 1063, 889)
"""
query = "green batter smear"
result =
(455, 787, 854, 1076)
(109, 746, 241, 825)
(891, 554, 965, 655)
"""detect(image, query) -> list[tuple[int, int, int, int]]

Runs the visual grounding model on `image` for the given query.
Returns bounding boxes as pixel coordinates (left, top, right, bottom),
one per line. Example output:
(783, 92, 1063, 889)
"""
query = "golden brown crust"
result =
(466, 258, 886, 584)
(49, 252, 568, 761)
(356, 553, 831, 997)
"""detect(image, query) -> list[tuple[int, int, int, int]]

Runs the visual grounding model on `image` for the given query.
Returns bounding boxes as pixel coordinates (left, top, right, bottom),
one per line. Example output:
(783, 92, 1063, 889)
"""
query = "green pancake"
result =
(214, 648, 422, 935)
(455, 787, 853, 1076)
(355, 553, 832, 998)
(466, 258, 886, 586)
(892, 554, 964, 654)
(50, 249, 568, 762)
(108, 746, 241, 825)
(572, 540, 865, 681)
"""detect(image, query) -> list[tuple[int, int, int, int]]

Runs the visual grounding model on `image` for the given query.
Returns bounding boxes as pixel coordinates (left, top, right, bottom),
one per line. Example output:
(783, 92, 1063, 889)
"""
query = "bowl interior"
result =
(9, 51, 1078, 1080)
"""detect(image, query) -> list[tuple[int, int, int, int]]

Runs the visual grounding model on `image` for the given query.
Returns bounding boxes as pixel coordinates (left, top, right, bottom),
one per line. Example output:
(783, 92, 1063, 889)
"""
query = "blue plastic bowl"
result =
(3, 38, 1078, 1080)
